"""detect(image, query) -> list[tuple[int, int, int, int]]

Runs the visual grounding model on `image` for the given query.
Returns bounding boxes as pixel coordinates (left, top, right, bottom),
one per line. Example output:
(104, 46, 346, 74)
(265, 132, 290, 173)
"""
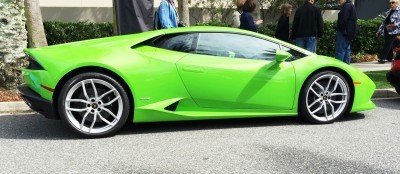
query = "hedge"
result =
(43, 21, 113, 45)
(44, 20, 384, 57)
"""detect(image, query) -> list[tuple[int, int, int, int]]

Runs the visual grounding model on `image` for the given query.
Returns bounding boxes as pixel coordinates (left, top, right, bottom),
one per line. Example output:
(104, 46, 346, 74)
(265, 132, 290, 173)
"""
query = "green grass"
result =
(364, 70, 392, 89)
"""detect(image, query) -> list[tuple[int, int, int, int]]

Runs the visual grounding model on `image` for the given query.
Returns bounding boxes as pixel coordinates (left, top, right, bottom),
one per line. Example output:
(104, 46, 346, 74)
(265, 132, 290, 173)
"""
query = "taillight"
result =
(25, 54, 44, 70)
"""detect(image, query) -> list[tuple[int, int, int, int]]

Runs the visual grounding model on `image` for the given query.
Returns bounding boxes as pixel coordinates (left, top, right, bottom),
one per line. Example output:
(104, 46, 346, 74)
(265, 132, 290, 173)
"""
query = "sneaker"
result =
(378, 60, 385, 64)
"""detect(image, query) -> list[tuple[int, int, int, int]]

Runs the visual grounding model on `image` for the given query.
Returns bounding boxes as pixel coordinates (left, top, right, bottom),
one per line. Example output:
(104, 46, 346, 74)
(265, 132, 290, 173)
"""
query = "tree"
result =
(24, 0, 47, 48)
(0, 0, 28, 88)
(178, 0, 190, 26)
(191, 0, 235, 24)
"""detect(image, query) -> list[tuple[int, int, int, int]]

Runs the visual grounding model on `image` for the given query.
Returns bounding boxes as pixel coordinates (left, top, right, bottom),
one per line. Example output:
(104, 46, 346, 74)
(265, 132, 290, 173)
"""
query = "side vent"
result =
(164, 101, 180, 111)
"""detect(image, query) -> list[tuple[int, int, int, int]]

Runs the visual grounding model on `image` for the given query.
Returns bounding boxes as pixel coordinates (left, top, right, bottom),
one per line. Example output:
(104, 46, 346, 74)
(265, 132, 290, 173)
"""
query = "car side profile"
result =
(18, 27, 376, 138)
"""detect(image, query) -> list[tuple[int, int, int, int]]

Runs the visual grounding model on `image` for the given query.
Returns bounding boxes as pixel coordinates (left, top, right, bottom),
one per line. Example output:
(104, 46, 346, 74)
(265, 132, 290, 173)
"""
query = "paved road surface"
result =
(0, 98, 399, 173)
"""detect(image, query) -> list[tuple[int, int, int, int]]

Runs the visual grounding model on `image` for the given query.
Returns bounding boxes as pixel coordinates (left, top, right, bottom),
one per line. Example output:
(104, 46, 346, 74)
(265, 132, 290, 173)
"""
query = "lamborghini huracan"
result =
(18, 27, 376, 137)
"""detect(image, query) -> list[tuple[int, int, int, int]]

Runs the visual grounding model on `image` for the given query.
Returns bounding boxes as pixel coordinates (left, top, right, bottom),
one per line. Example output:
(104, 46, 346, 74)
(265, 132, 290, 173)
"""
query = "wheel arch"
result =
(298, 66, 355, 114)
(52, 66, 135, 121)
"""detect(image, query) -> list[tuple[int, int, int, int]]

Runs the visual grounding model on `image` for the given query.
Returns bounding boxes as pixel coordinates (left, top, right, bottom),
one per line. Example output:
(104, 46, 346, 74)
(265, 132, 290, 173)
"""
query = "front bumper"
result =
(17, 85, 59, 119)
(387, 71, 400, 89)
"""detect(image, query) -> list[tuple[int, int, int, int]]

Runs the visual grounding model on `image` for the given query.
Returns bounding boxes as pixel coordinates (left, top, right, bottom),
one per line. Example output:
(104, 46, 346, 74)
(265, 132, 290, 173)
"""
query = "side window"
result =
(154, 33, 197, 53)
(281, 46, 308, 60)
(195, 33, 280, 60)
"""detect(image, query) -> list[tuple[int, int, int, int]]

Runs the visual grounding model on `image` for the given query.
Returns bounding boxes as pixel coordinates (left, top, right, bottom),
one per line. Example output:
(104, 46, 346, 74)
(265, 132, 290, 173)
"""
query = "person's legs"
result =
(379, 34, 396, 63)
(296, 38, 306, 50)
(305, 37, 317, 53)
(344, 41, 351, 64)
(387, 47, 394, 62)
(335, 31, 346, 63)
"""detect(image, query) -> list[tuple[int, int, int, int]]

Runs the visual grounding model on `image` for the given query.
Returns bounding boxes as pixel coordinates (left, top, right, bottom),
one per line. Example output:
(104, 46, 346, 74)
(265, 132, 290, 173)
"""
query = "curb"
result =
(0, 89, 398, 113)
(372, 88, 399, 99)
(0, 101, 31, 113)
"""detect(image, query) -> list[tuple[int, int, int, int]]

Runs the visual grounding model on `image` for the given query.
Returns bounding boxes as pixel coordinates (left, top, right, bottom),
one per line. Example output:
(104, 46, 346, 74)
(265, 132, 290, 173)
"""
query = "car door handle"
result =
(183, 67, 204, 73)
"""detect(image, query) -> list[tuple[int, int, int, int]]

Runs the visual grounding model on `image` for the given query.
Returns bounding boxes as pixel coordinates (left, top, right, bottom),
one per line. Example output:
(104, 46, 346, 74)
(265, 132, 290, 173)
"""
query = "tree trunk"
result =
(178, 0, 190, 26)
(25, 0, 47, 48)
(0, 0, 27, 63)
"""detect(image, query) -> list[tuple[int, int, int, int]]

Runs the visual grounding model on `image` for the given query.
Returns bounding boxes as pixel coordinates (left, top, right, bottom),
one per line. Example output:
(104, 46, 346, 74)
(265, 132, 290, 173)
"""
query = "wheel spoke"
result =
(310, 88, 320, 97)
(89, 110, 98, 133)
(308, 98, 322, 108)
(66, 107, 88, 112)
(325, 75, 334, 91)
(103, 95, 121, 106)
(67, 99, 89, 104)
(103, 108, 119, 120)
(330, 100, 347, 104)
(98, 112, 115, 126)
(328, 101, 335, 117)
(81, 81, 90, 100)
(314, 82, 325, 91)
(91, 79, 98, 100)
(99, 89, 116, 100)
(331, 93, 347, 96)
(311, 103, 324, 114)
(323, 102, 328, 120)
(80, 110, 91, 129)
(332, 77, 340, 91)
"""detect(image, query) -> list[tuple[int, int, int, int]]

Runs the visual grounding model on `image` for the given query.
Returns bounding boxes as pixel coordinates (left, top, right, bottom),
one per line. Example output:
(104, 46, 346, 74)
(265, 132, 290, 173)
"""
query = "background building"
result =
(39, 0, 385, 23)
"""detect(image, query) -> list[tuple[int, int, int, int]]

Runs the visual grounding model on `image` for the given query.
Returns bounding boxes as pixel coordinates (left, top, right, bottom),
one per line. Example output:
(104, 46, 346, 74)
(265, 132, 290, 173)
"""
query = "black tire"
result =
(58, 72, 130, 138)
(299, 71, 351, 124)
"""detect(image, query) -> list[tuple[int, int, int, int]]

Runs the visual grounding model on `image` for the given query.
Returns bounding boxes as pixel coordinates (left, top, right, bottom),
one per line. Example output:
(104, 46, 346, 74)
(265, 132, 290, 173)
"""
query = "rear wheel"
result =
(299, 71, 351, 124)
(58, 72, 130, 138)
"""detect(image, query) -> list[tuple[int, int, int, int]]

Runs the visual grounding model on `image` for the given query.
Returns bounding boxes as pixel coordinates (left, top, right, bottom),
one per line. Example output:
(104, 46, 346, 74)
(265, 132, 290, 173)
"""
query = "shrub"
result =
(0, 58, 28, 89)
(43, 21, 113, 45)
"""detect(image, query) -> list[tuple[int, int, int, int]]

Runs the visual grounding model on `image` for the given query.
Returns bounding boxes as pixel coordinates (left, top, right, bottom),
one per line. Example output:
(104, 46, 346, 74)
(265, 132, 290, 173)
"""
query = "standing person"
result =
(335, 0, 358, 64)
(275, 3, 293, 42)
(232, 0, 246, 28)
(376, 0, 400, 64)
(291, 0, 324, 53)
(240, 0, 263, 32)
(154, 0, 178, 29)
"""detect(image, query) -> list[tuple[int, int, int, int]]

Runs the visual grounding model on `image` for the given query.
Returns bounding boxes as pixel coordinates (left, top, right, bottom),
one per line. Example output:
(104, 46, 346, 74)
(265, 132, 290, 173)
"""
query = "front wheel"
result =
(299, 71, 351, 124)
(58, 72, 131, 138)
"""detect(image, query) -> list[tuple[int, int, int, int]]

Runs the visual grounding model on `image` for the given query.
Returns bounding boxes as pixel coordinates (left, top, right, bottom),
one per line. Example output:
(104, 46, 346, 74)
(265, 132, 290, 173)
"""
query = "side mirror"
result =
(275, 50, 293, 62)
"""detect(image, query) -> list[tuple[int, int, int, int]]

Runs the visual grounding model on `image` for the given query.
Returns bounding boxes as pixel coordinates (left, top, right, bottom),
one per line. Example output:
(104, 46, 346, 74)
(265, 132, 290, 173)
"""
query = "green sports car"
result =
(18, 26, 375, 137)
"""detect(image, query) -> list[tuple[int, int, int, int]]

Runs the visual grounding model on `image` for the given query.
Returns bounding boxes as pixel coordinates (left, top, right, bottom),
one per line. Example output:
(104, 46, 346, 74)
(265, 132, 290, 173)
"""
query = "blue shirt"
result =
(155, 0, 178, 29)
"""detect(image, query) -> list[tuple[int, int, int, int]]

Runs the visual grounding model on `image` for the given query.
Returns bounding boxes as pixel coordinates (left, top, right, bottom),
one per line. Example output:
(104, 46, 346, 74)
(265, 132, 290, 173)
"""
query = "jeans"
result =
(335, 31, 351, 64)
(379, 33, 396, 62)
(295, 37, 317, 53)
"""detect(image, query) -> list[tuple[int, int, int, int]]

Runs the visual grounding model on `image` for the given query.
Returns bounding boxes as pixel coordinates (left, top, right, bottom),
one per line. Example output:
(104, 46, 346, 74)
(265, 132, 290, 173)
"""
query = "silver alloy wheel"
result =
(306, 74, 349, 122)
(64, 79, 123, 134)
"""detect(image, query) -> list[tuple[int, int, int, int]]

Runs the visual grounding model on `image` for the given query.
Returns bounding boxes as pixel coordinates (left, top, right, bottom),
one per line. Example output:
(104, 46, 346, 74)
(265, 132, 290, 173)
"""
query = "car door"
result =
(176, 32, 296, 110)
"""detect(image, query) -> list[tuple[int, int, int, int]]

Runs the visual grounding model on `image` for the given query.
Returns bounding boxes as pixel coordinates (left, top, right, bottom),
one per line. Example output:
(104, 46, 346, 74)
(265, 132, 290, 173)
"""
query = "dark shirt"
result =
(240, 11, 257, 32)
(275, 15, 290, 42)
(386, 10, 395, 24)
(337, 0, 358, 40)
(292, 1, 324, 39)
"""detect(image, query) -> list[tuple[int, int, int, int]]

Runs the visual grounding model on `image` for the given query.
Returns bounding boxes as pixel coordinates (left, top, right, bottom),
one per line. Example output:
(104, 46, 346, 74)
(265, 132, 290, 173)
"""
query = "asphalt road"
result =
(0, 98, 399, 174)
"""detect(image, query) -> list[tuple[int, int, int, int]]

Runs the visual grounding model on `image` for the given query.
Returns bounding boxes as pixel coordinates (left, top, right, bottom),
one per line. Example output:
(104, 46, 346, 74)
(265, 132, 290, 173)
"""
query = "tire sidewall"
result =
(58, 72, 130, 138)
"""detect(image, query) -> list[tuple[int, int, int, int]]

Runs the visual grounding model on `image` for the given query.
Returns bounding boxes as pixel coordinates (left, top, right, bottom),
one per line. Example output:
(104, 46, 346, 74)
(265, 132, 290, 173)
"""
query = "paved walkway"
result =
(351, 61, 391, 72)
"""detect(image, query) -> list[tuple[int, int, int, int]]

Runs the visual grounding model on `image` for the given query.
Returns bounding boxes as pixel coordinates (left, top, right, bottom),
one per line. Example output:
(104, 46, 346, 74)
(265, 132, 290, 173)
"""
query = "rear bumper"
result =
(17, 85, 59, 119)
(387, 71, 400, 89)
